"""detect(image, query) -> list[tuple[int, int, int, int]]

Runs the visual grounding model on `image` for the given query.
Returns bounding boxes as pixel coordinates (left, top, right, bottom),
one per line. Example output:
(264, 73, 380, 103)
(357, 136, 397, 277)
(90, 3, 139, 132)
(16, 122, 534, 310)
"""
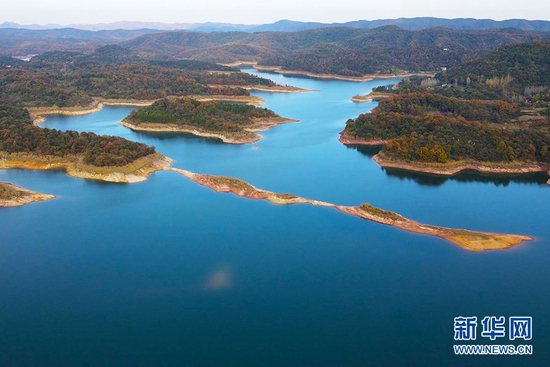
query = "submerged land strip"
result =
(0, 148, 535, 251)
(0, 182, 54, 207)
(169, 168, 533, 252)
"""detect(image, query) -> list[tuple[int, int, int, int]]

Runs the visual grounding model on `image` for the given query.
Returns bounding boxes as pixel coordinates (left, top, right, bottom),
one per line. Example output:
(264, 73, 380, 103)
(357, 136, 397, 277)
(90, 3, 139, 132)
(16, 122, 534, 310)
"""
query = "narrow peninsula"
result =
(0, 182, 54, 207)
(120, 98, 297, 144)
(170, 168, 533, 252)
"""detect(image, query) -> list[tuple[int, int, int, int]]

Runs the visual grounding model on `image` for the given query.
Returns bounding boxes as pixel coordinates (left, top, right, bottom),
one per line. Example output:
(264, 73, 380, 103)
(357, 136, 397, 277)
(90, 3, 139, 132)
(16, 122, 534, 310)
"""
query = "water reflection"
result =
(132, 131, 225, 145)
(348, 145, 549, 187)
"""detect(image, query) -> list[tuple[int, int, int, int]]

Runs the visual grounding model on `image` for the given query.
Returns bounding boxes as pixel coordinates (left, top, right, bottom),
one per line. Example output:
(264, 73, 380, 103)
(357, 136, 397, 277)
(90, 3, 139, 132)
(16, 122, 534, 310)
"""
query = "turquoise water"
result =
(0, 70, 549, 366)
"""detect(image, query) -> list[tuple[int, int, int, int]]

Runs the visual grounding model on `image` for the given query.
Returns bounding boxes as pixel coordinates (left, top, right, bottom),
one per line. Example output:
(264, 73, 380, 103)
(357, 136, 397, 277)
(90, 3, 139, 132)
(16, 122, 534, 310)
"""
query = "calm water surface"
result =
(0, 70, 549, 366)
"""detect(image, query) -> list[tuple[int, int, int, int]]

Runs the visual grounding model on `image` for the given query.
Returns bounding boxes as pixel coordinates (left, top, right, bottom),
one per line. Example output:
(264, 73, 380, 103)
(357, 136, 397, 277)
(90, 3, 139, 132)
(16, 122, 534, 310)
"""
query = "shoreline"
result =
(0, 152, 172, 183)
(28, 95, 267, 125)
(209, 84, 312, 94)
(0, 182, 55, 207)
(338, 134, 387, 146)
(351, 91, 394, 103)
(339, 134, 550, 180)
(120, 116, 298, 145)
(373, 153, 550, 178)
(169, 168, 533, 252)
(223, 61, 435, 82)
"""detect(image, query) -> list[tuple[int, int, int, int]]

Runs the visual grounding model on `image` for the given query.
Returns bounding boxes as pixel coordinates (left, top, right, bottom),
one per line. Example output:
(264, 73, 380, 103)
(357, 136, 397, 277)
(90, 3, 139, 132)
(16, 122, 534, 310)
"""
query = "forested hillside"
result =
(3, 26, 549, 78)
(122, 27, 550, 76)
(0, 45, 277, 168)
(0, 105, 155, 167)
(342, 42, 550, 166)
(0, 45, 275, 107)
(0, 28, 161, 56)
(127, 98, 277, 128)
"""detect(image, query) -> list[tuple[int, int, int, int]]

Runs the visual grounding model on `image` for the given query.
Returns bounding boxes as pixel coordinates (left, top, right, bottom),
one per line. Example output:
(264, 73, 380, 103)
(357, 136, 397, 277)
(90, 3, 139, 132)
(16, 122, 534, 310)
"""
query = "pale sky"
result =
(2, 0, 550, 25)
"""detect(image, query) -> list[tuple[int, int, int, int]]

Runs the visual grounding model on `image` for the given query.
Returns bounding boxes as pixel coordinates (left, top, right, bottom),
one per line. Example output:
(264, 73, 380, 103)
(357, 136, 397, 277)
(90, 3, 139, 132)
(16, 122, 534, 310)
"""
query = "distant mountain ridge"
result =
(120, 27, 550, 76)
(2, 17, 550, 32)
(0, 28, 162, 55)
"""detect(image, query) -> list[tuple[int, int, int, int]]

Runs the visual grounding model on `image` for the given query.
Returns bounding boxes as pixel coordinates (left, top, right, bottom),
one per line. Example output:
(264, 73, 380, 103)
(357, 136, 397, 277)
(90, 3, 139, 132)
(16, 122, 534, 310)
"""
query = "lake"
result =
(0, 70, 548, 366)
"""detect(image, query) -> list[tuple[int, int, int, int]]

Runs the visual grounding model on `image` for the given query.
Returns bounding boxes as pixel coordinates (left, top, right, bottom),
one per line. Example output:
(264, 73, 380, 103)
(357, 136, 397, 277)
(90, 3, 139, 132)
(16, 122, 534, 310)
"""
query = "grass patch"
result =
(359, 203, 402, 221)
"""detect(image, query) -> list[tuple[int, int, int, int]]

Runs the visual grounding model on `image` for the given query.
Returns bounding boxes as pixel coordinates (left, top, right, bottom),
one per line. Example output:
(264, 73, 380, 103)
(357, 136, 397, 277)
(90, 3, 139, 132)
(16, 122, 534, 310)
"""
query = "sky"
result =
(2, 0, 550, 25)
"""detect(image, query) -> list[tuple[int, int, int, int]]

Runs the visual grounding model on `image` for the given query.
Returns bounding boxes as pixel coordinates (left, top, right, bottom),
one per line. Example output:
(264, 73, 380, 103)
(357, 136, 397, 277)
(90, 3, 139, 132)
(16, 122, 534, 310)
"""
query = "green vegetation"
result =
(122, 27, 550, 76)
(343, 42, 550, 165)
(397, 42, 550, 102)
(0, 104, 154, 167)
(0, 46, 281, 168)
(359, 203, 402, 221)
(209, 176, 255, 191)
(0, 46, 276, 107)
(126, 98, 278, 133)
(274, 193, 298, 200)
(0, 182, 30, 200)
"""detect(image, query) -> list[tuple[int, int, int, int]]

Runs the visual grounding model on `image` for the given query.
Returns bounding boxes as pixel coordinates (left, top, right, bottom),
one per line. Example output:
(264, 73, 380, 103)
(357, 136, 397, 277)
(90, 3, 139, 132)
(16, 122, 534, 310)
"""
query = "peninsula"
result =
(351, 91, 394, 103)
(0, 182, 54, 207)
(120, 98, 297, 144)
(341, 42, 550, 180)
(170, 168, 533, 252)
(0, 105, 172, 183)
(0, 152, 171, 183)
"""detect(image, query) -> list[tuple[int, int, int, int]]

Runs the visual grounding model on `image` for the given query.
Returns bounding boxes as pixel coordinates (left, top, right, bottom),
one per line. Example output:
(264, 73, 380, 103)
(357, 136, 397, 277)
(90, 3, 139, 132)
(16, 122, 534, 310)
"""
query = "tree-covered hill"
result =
(0, 46, 275, 107)
(0, 105, 155, 167)
(434, 41, 550, 99)
(121, 27, 550, 76)
(342, 42, 550, 166)
(126, 98, 278, 132)
(0, 46, 278, 168)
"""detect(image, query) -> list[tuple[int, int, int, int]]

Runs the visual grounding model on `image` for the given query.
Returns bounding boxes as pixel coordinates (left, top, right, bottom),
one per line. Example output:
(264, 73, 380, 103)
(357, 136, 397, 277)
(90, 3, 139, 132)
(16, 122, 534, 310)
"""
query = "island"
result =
(170, 168, 533, 252)
(341, 42, 550, 180)
(0, 182, 54, 207)
(120, 98, 298, 144)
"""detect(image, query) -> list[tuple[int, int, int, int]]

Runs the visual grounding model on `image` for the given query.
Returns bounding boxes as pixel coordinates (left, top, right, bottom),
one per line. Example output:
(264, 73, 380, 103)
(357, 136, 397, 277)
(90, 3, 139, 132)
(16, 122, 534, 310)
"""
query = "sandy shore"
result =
(169, 168, 533, 251)
(120, 116, 298, 144)
(0, 152, 172, 183)
(222, 61, 435, 82)
(0, 182, 55, 207)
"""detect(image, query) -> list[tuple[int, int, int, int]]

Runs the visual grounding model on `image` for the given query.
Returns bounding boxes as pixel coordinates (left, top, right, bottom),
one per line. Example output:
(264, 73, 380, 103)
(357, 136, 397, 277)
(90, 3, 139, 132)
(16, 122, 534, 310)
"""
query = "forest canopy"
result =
(0, 104, 155, 167)
(342, 42, 550, 165)
(126, 98, 278, 133)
